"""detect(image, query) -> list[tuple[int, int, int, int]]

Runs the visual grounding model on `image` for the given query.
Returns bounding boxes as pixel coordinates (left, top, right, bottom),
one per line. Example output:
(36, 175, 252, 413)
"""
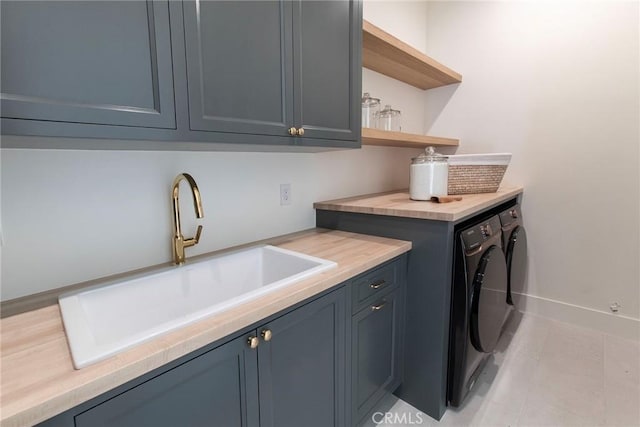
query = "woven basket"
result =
(447, 164, 507, 195)
(446, 153, 511, 195)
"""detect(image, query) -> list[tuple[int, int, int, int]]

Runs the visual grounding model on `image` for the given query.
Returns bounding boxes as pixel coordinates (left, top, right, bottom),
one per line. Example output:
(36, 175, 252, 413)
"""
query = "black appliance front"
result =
(499, 204, 528, 306)
(448, 215, 509, 407)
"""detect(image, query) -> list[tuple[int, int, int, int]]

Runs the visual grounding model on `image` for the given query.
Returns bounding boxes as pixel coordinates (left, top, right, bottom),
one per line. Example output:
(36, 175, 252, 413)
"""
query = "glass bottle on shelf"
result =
(361, 92, 381, 129)
(375, 104, 401, 132)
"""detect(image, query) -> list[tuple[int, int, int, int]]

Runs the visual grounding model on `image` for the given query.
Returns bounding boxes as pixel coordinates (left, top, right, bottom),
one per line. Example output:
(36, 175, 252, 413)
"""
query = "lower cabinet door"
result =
(257, 287, 347, 427)
(74, 334, 259, 427)
(352, 289, 402, 425)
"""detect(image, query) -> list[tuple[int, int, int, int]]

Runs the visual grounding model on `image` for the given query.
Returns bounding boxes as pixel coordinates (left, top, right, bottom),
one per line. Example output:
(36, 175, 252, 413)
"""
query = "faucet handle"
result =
(194, 225, 203, 244)
(184, 225, 203, 248)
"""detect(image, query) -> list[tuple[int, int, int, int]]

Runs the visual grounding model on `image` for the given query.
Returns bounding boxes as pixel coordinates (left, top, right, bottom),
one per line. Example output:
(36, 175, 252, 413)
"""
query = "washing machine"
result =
(448, 215, 510, 407)
(498, 204, 528, 306)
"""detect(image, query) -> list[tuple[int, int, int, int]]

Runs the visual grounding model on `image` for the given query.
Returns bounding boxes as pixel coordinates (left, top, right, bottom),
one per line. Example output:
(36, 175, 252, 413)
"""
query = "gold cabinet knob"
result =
(296, 127, 305, 136)
(288, 127, 298, 136)
(247, 336, 259, 349)
(261, 329, 272, 342)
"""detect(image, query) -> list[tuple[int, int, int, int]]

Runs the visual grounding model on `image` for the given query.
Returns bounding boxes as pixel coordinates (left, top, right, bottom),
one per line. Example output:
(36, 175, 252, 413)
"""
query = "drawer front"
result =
(352, 259, 399, 312)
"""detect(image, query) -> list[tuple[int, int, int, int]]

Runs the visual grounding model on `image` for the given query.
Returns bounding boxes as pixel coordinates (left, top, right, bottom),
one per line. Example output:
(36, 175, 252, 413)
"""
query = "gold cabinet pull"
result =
(371, 300, 387, 311)
(370, 279, 386, 290)
(296, 127, 305, 136)
(261, 329, 272, 342)
(247, 336, 259, 349)
(288, 127, 298, 136)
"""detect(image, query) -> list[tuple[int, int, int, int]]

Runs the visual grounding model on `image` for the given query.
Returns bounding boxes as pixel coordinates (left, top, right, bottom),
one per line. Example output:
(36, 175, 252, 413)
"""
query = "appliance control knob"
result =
(510, 209, 518, 219)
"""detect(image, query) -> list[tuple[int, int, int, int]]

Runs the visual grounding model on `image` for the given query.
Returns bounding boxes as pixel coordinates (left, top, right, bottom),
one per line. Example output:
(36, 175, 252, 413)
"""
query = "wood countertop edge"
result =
(0, 230, 412, 427)
(313, 186, 524, 222)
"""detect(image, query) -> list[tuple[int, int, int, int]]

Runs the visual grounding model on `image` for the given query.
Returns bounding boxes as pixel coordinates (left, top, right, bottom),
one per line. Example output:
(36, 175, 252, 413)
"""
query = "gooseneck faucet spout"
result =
(172, 173, 204, 265)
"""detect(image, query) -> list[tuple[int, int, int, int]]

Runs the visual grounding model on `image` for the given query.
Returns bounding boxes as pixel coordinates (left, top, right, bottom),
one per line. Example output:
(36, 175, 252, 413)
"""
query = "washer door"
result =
(470, 245, 508, 353)
(506, 226, 528, 304)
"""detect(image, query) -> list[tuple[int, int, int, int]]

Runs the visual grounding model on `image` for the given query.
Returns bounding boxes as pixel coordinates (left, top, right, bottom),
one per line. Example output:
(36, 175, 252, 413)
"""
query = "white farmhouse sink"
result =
(59, 245, 337, 369)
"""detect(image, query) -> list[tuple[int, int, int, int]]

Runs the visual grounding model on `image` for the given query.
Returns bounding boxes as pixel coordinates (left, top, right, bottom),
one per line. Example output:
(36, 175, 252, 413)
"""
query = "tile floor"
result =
(367, 312, 640, 427)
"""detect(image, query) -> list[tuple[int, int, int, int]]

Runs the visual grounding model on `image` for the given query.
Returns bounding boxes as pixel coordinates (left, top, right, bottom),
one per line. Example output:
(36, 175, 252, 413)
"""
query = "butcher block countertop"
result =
(314, 186, 524, 222)
(0, 229, 411, 427)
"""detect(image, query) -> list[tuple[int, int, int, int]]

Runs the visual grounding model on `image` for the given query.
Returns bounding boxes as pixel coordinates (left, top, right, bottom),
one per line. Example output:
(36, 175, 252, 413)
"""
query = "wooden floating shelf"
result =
(362, 20, 462, 90)
(361, 128, 459, 149)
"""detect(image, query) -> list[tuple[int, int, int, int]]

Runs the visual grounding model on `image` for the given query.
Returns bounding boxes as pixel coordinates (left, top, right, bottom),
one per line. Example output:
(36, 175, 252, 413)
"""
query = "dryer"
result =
(448, 215, 510, 407)
(498, 204, 528, 306)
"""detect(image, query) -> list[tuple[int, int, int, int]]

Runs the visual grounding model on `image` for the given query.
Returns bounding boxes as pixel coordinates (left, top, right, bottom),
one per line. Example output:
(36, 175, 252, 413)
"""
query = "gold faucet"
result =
(171, 173, 204, 265)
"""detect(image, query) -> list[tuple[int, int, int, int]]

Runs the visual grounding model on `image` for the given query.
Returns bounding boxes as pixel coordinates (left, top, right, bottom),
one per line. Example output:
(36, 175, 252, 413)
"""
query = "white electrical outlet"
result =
(280, 183, 291, 206)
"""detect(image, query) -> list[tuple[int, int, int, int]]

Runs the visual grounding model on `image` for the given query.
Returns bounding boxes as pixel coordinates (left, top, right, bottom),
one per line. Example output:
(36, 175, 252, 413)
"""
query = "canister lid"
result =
(412, 146, 448, 164)
(376, 104, 401, 118)
(362, 92, 381, 107)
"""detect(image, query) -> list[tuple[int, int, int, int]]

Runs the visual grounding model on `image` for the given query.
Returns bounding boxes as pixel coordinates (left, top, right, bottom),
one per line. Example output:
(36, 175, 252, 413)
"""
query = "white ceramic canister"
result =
(409, 146, 449, 200)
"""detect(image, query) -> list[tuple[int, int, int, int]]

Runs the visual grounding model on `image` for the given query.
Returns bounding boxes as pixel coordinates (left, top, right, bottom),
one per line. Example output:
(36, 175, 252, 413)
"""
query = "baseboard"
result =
(513, 293, 640, 342)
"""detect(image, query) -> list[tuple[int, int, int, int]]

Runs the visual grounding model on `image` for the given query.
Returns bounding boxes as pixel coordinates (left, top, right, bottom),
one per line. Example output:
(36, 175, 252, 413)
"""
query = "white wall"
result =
(0, 144, 417, 300)
(423, 1, 640, 324)
(363, 0, 430, 135)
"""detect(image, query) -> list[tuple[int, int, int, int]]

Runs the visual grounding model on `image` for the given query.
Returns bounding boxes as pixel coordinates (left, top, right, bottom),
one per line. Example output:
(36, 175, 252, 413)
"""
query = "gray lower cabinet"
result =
(258, 286, 346, 427)
(352, 289, 403, 426)
(37, 285, 348, 427)
(0, 1, 176, 129)
(350, 259, 405, 426)
(317, 201, 516, 420)
(75, 334, 259, 427)
(317, 209, 456, 420)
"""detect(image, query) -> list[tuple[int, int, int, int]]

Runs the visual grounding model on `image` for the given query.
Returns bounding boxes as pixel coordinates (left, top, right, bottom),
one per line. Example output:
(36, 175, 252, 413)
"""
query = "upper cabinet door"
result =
(292, 0, 361, 143)
(0, 1, 176, 129)
(183, 1, 294, 137)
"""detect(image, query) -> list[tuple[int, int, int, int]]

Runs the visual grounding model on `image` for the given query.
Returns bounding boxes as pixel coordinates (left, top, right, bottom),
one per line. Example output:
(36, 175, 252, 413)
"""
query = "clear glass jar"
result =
(361, 93, 381, 128)
(375, 104, 401, 132)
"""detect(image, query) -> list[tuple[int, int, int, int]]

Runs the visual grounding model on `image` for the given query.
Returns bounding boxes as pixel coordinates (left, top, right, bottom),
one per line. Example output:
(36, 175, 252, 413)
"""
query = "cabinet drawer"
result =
(352, 259, 399, 312)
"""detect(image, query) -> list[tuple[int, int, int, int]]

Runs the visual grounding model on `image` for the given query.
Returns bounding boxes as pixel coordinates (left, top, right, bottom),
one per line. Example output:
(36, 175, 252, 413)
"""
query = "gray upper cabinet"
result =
(293, 0, 361, 144)
(1, 0, 361, 149)
(182, 1, 294, 137)
(0, 1, 176, 129)
(182, 0, 361, 146)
